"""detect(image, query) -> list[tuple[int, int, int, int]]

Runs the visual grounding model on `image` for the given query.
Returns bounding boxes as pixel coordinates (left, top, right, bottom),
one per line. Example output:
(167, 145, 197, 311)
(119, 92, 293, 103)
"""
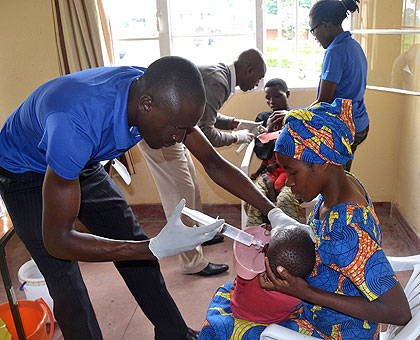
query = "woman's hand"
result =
(259, 258, 411, 326)
(268, 110, 288, 131)
(259, 257, 310, 298)
(266, 163, 279, 174)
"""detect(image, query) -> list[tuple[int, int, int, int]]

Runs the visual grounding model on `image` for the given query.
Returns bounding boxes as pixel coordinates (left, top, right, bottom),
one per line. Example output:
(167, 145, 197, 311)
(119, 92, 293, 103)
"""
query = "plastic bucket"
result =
(233, 225, 271, 280)
(18, 260, 55, 322)
(0, 299, 54, 340)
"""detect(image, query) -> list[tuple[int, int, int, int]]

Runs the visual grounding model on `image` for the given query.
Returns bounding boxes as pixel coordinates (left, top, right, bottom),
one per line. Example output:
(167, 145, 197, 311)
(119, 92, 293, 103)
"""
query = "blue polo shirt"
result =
(0, 66, 145, 180)
(318, 31, 369, 133)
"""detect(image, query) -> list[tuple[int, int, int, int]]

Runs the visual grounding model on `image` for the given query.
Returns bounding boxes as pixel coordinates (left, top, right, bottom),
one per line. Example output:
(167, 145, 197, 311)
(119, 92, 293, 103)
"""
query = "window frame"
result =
(108, 0, 352, 90)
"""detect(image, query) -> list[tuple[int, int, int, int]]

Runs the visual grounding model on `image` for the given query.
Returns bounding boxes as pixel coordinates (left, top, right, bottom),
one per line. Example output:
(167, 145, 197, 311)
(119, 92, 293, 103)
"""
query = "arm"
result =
(310, 49, 342, 107)
(184, 126, 275, 215)
(42, 167, 222, 262)
(309, 79, 338, 107)
(198, 74, 235, 147)
(215, 112, 236, 130)
(259, 259, 411, 326)
(265, 181, 278, 202)
(250, 163, 267, 180)
(42, 166, 155, 262)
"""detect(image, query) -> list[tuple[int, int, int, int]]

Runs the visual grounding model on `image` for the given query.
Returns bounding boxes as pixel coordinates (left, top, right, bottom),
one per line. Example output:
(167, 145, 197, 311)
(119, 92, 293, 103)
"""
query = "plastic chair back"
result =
(380, 258, 420, 340)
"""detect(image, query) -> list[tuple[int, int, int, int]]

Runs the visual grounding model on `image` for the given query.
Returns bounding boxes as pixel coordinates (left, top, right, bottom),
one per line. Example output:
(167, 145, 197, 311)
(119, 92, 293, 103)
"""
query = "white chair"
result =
(260, 254, 420, 340)
(239, 141, 316, 229)
(240, 140, 256, 229)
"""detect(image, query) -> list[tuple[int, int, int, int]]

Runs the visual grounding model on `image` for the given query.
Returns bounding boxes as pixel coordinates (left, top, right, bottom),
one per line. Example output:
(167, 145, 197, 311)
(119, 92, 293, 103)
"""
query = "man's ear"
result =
(246, 65, 254, 76)
(139, 95, 152, 113)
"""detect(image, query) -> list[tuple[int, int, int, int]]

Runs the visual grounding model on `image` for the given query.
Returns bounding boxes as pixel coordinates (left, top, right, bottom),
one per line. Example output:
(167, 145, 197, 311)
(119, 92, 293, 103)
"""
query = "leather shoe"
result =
(182, 328, 199, 340)
(195, 263, 229, 276)
(201, 234, 224, 246)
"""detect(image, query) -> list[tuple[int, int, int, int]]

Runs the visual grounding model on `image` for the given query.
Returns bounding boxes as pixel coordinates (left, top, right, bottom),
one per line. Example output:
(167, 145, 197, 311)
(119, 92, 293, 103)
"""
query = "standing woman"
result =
(309, 0, 368, 171)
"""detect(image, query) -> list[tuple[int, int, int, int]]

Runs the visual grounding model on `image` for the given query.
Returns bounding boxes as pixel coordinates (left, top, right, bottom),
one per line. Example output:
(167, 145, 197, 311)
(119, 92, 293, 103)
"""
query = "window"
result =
(352, 0, 420, 94)
(103, 0, 352, 88)
(103, 0, 160, 67)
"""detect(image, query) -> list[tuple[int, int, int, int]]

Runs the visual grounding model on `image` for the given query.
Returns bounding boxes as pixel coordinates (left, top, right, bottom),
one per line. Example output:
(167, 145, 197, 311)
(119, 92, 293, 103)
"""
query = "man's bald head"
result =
(136, 56, 205, 112)
(234, 48, 266, 92)
(129, 56, 205, 149)
(236, 48, 266, 74)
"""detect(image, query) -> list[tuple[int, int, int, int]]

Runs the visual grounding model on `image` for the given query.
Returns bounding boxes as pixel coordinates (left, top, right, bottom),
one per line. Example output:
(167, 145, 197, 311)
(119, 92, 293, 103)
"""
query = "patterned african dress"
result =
(200, 175, 397, 340)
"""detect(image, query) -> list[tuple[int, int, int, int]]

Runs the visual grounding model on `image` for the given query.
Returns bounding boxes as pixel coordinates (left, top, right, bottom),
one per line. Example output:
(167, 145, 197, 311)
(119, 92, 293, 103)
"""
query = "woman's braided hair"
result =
(310, 0, 360, 26)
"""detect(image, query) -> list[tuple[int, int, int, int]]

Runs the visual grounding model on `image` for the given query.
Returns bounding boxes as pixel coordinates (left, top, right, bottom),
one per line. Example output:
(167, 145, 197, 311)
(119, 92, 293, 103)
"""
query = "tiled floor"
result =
(0, 203, 418, 340)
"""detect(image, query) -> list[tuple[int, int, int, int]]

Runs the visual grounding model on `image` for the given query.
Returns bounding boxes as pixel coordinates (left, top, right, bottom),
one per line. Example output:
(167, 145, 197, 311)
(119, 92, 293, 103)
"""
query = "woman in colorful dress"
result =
(200, 99, 411, 340)
(259, 98, 411, 339)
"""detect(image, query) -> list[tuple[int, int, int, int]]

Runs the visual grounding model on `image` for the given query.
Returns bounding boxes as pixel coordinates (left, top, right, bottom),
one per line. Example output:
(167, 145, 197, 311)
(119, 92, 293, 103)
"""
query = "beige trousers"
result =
(137, 140, 209, 274)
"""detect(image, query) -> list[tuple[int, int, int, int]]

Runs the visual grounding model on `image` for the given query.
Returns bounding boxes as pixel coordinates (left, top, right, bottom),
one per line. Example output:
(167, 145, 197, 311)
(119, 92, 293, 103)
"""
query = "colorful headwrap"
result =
(274, 98, 355, 165)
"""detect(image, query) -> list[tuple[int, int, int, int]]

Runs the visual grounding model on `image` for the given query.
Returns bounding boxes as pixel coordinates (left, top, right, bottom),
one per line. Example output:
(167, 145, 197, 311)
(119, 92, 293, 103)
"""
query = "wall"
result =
(395, 95, 420, 235)
(0, 1, 60, 124)
(1, 1, 418, 234)
(350, 90, 401, 201)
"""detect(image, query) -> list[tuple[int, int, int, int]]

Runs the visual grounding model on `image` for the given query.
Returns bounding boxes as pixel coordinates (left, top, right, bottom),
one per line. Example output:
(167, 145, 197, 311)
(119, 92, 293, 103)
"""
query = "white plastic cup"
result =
(18, 259, 55, 322)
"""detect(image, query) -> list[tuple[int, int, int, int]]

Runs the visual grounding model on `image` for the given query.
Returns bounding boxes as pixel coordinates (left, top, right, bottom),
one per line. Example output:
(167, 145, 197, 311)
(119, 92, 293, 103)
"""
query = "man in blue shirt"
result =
(0, 56, 296, 340)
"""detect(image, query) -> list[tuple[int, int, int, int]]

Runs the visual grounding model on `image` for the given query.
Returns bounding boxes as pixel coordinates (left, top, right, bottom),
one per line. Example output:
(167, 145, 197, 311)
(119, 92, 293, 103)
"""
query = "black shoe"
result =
(201, 234, 224, 246)
(182, 328, 200, 340)
(195, 263, 229, 276)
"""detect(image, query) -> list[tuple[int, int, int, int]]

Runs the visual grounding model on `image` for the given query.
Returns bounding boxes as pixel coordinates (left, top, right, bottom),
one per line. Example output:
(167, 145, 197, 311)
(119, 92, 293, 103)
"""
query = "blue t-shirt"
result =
(0, 66, 145, 180)
(318, 31, 369, 133)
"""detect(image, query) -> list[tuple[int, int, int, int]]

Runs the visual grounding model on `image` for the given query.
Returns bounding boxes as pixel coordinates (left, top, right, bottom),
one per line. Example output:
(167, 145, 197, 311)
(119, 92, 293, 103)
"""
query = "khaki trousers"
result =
(138, 140, 209, 274)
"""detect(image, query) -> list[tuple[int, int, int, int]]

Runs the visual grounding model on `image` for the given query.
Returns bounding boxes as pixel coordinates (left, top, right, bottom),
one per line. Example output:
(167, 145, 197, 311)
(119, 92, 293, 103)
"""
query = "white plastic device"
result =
(182, 207, 263, 248)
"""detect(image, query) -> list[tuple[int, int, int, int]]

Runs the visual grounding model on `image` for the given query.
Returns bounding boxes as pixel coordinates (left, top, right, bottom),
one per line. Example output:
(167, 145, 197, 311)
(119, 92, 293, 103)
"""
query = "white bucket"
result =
(18, 259, 55, 322)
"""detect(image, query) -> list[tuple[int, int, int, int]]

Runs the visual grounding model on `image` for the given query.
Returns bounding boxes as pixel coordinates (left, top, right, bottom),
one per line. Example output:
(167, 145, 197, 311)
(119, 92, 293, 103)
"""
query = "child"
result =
(245, 79, 300, 224)
(229, 226, 315, 325)
(251, 78, 290, 180)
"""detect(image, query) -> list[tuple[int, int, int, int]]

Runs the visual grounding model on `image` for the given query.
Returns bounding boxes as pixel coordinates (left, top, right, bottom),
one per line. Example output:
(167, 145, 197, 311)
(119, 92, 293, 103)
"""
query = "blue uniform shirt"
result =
(0, 66, 145, 180)
(318, 31, 369, 133)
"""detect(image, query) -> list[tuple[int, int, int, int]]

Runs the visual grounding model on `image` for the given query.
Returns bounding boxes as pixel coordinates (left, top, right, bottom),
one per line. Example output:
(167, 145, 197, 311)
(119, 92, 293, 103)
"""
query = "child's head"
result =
(264, 78, 290, 113)
(266, 226, 315, 278)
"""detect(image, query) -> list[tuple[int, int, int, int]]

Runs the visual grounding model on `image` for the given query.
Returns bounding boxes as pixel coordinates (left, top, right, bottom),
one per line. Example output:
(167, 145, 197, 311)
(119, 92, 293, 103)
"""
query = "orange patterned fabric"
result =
(275, 98, 355, 165)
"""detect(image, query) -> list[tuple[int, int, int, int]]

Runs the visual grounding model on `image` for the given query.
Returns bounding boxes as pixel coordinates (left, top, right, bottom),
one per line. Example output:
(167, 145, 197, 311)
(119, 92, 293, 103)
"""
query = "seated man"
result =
(199, 225, 315, 339)
(245, 78, 301, 225)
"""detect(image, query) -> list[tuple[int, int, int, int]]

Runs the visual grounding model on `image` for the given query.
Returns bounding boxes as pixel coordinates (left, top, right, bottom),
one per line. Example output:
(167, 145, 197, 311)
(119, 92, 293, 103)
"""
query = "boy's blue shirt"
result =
(0, 66, 145, 180)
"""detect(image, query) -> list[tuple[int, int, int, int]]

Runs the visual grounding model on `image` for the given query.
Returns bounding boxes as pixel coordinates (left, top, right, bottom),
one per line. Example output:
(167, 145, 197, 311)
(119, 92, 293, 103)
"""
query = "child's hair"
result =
(266, 226, 315, 278)
(264, 78, 289, 93)
(310, 0, 360, 27)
